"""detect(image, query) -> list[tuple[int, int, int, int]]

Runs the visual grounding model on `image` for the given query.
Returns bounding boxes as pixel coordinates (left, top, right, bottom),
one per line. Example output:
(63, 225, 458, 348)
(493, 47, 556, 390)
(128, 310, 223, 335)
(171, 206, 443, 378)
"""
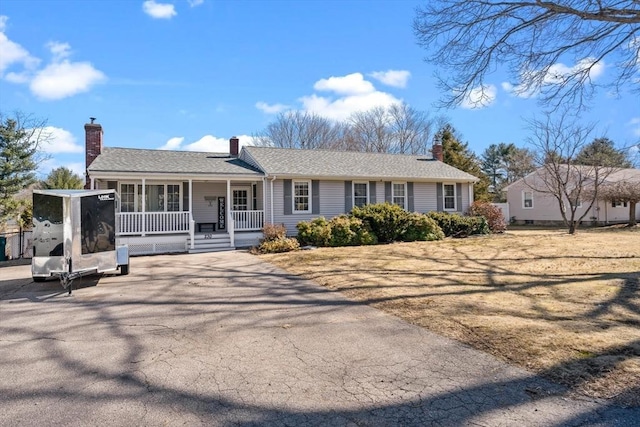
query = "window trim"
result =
(352, 181, 369, 208)
(612, 200, 628, 208)
(392, 182, 407, 209)
(119, 181, 183, 212)
(442, 183, 457, 211)
(522, 190, 534, 209)
(292, 179, 312, 213)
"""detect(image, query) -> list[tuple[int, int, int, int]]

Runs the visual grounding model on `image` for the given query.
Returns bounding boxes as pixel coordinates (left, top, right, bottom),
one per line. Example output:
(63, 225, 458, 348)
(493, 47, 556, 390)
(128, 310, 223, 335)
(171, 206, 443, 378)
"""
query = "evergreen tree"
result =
(576, 137, 632, 168)
(433, 124, 491, 201)
(42, 167, 83, 190)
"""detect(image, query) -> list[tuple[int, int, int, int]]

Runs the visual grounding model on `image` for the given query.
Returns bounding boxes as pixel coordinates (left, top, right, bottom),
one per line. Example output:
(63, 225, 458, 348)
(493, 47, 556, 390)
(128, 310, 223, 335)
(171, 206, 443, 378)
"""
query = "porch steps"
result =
(188, 233, 235, 254)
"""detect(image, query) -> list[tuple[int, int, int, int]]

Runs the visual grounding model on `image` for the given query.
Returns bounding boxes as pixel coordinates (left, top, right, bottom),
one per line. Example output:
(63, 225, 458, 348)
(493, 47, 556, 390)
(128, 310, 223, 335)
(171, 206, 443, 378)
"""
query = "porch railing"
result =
(117, 211, 191, 236)
(230, 210, 264, 231)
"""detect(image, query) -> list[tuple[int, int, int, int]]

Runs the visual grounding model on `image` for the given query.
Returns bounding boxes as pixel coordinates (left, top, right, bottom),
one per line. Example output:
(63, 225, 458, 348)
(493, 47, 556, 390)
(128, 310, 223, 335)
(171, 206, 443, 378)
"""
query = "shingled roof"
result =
(88, 147, 262, 176)
(243, 146, 478, 181)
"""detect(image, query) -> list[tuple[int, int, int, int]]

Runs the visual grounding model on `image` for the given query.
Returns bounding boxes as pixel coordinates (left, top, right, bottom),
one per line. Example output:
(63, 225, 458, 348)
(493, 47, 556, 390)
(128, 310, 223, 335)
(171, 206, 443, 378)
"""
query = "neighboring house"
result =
(85, 120, 479, 255)
(505, 167, 640, 225)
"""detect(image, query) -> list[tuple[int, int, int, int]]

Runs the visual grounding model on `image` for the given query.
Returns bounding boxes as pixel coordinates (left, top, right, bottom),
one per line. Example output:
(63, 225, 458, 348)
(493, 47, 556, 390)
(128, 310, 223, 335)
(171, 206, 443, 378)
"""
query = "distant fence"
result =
(1, 230, 33, 260)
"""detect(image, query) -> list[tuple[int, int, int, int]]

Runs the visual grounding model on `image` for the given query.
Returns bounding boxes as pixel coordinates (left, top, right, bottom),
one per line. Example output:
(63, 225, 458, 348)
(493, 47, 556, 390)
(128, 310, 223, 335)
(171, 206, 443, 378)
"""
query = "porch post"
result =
(189, 179, 194, 249)
(227, 179, 234, 247)
(141, 178, 146, 237)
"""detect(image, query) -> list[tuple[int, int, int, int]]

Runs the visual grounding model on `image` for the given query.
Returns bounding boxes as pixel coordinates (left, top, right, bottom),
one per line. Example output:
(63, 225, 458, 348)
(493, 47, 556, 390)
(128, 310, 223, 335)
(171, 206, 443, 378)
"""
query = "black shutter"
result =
(312, 180, 320, 214)
(369, 181, 376, 204)
(345, 181, 353, 212)
(407, 182, 414, 212)
(456, 183, 463, 212)
(385, 181, 392, 203)
(284, 179, 292, 215)
(436, 182, 443, 211)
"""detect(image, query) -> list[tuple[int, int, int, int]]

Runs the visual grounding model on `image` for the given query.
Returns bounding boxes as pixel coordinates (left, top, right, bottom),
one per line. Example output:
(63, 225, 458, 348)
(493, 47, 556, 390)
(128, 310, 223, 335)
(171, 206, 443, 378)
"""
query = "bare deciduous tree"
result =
(525, 111, 614, 234)
(252, 111, 345, 150)
(414, 1, 640, 109)
(598, 175, 640, 226)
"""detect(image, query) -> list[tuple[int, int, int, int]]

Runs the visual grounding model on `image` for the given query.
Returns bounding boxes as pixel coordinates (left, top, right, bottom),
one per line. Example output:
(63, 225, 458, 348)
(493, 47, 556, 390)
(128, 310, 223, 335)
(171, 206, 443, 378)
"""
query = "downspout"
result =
(270, 175, 277, 225)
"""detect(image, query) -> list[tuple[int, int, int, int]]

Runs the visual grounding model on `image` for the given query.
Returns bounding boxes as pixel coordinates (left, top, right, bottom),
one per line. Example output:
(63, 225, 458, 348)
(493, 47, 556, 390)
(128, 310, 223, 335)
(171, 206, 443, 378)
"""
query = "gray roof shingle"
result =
(88, 147, 263, 176)
(243, 146, 478, 181)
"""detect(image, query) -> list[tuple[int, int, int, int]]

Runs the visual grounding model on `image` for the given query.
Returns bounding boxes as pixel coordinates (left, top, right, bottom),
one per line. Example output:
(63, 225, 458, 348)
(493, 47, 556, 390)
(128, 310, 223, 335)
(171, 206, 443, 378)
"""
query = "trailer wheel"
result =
(120, 264, 129, 276)
(33, 277, 46, 282)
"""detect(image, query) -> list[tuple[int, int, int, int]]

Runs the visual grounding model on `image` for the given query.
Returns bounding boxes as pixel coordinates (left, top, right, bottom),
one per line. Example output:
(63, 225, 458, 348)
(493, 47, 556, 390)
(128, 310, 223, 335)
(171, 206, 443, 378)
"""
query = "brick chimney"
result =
(85, 117, 103, 189)
(432, 142, 443, 162)
(229, 136, 239, 157)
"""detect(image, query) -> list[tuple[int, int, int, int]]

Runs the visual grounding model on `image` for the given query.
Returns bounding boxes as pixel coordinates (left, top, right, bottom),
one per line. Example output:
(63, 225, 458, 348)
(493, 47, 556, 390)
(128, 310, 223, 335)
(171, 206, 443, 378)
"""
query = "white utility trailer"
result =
(31, 189, 129, 294)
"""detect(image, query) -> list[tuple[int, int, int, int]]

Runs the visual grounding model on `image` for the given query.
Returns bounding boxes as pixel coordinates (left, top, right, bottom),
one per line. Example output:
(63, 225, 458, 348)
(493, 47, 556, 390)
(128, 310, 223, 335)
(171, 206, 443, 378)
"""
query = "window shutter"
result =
(612, 201, 615, 208)
(436, 182, 443, 211)
(312, 180, 320, 214)
(284, 179, 292, 215)
(456, 183, 463, 212)
(369, 181, 376, 204)
(344, 181, 353, 212)
(385, 181, 392, 203)
(407, 182, 414, 212)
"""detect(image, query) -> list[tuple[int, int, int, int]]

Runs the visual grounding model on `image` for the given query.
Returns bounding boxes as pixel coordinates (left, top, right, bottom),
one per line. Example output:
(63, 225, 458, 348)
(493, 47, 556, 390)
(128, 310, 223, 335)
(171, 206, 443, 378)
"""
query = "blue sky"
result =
(1, 0, 638, 178)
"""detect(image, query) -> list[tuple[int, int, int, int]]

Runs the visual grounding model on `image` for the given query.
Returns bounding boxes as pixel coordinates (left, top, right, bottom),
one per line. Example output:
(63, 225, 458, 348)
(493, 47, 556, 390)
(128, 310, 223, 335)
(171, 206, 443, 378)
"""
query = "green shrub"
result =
(351, 202, 409, 243)
(257, 237, 300, 253)
(426, 211, 489, 237)
(402, 213, 445, 242)
(296, 217, 331, 246)
(328, 215, 377, 246)
(467, 201, 507, 233)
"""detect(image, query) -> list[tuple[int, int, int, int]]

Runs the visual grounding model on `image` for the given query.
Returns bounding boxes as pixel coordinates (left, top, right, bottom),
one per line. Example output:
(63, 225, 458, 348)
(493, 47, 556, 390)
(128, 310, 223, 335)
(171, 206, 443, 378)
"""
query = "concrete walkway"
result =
(0, 251, 637, 426)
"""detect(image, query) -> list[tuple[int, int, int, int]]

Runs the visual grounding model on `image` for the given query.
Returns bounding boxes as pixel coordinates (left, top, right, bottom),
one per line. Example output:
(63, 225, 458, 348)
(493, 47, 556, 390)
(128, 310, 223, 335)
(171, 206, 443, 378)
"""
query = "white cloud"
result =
(314, 72, 375, 95)
(159, 134, 255, 152)
(188, 0, 204, 6)
(28, 126, 83, 154)
(158, 136, 184, 150)
(369, 70, 410, 88)
(300, 91, 401, 121)
(143, 1, 177, 19)
(503, 57, 605, 99)
(255, 101, 289, 114)
(30, 59, 106, 100)
(0, 16, 40, 77)
(1, 19, 105, 100)
(460, 84, 497, 109)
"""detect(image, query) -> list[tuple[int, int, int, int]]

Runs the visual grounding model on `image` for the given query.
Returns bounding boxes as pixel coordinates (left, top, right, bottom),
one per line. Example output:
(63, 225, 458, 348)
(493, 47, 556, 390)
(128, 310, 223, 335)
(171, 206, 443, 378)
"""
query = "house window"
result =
(392, 183, 406, 209)
(443, 184, 456, 211)
(233, 189, 248, 211)
(120, 184, 135, 212)
(523, 191, 534, 209)
(146, 184, 165, 212)
(612, 201, 628, 208)
(353, 182, 368, 208)
(167, 185, 180, 211)
(293, 181, 311, 213)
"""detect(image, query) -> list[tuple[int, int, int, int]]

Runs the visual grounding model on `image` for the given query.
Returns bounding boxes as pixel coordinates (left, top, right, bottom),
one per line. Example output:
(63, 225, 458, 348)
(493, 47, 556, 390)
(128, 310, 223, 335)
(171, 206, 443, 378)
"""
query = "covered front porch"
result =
(93, 177, 265, 255)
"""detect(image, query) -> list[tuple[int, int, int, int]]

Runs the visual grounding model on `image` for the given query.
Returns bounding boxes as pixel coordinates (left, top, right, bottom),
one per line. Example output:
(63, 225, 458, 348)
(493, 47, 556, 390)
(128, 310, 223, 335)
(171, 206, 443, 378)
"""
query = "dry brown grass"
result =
(260, 227, 640, 407)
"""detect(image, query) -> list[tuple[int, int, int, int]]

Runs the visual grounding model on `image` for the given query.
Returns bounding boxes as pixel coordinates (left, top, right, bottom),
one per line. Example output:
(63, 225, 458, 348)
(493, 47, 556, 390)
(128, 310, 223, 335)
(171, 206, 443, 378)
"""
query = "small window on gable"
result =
(523, 191, 534, 209)
(353, 182, 368, 208)
(392, 183, 406, 209)
(443, 184, 456, 211)
(293, 180, 311, 213)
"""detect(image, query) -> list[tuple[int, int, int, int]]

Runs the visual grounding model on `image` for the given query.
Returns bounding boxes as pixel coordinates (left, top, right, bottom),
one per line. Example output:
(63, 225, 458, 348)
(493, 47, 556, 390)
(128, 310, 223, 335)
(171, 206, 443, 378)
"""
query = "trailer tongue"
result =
(31, 189, 129, 294)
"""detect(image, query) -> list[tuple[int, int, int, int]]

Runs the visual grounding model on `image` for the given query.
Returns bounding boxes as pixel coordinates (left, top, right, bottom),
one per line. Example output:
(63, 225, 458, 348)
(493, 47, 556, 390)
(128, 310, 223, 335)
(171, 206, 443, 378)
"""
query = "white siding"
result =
(461, 182, 470, 212)
(271, 179, 345, 235)
(192, 182, 226, 224)
(413, 182, 438, 213)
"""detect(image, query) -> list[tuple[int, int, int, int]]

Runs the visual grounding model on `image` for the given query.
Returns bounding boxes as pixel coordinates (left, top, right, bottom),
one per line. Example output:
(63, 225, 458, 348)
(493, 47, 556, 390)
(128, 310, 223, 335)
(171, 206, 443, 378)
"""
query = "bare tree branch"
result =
(414, 0, 640, 109)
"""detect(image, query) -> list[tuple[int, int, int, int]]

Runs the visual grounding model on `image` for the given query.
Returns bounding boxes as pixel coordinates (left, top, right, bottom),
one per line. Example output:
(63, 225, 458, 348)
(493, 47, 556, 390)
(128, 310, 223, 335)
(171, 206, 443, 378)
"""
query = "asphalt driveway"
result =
(0, 251, 637, 426)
